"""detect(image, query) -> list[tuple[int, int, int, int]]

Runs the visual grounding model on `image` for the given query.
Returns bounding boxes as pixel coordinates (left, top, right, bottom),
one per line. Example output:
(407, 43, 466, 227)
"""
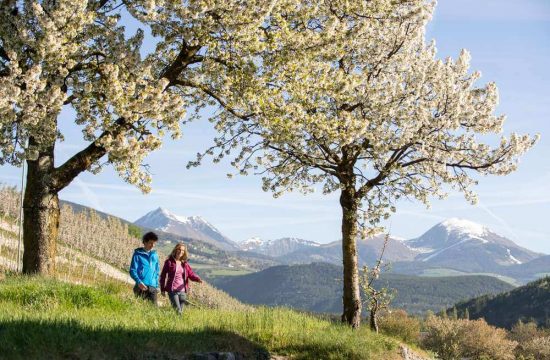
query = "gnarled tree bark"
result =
(22, 139, 59, 275)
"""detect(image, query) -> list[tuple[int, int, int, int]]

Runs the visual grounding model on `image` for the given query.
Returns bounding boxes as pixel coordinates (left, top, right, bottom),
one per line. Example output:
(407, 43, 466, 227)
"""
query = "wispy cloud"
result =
(75, 180, 336, 212)
(476, 199, 520, 239)
(394, 209, 446, 222)
(217, 216, 339, 231)
(73, 178, 105, 213)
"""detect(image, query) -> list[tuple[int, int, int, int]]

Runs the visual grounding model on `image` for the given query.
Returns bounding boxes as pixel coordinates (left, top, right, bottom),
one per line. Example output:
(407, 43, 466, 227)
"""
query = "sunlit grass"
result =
(0, 275, 405, 359)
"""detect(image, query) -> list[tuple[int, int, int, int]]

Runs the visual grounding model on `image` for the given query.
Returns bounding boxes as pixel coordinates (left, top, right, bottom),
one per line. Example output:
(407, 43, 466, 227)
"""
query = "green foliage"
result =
(0, 275, 404, 359)
(451, 307, 458, 320)
(452, 276, 550, 329)
(127, 224, 142, 239)
(0, 275, 129, 312)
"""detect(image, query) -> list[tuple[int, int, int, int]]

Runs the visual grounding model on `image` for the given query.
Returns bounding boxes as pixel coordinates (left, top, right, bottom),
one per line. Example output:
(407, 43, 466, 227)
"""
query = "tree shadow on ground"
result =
(0, 319, 270, 360)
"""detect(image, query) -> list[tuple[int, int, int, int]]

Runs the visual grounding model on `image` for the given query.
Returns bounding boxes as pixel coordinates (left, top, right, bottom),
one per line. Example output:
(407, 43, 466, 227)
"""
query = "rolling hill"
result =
(212, 262, 515, 315)
(451, 276, 550, 329)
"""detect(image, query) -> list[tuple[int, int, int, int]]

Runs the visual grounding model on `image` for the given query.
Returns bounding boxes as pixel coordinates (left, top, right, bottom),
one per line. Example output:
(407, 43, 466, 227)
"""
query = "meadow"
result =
(0, 275, 411, 360)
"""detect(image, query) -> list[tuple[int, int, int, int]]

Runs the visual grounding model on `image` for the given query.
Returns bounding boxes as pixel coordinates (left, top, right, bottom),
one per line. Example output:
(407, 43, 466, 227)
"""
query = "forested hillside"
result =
(213, 262, 515, 315)
(452, 276, 550, 329)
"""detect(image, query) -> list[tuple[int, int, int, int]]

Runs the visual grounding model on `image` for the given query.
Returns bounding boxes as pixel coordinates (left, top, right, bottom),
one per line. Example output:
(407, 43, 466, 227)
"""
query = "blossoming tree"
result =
(0, 0, 289, 274)
(203, 1, 539, 327)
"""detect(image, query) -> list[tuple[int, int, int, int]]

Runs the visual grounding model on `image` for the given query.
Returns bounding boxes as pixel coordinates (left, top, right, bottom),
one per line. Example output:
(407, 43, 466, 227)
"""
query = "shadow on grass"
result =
(0, 319, 270, 360)
(272, 340, 397, 360)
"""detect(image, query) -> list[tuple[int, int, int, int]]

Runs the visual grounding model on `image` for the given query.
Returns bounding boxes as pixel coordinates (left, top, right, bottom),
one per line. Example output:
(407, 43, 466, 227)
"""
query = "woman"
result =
(160, 242, 202, 314)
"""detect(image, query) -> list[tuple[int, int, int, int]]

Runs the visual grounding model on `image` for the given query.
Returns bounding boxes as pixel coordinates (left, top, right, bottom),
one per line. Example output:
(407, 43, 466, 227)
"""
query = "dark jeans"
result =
(133, 284, 158, 306)
(168, 291, 188, 314)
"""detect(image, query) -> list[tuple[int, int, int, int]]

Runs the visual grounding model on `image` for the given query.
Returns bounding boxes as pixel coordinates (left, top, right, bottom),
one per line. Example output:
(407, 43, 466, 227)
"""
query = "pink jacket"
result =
(160, 256, 201, 293)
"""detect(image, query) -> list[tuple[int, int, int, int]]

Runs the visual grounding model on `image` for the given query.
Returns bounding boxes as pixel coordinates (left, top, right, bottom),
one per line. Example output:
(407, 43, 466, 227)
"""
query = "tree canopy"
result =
(208, 0, 538, 228)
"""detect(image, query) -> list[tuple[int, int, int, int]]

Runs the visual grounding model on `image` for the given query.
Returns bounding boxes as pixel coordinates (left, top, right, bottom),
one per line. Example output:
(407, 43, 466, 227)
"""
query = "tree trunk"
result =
(340, 182, 362, 328)
(370, 303, 379, 333)
(19, 120, 121, 274)
(22, 141, 59, 275)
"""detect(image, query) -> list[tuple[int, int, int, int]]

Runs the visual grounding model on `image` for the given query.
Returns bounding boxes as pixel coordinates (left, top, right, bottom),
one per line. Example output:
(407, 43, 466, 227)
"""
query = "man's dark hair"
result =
(142, 231, 159, 243)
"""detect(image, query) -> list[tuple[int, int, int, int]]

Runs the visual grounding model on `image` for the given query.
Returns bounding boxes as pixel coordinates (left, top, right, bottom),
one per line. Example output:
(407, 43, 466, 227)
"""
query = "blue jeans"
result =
(168, 291, 187, 314)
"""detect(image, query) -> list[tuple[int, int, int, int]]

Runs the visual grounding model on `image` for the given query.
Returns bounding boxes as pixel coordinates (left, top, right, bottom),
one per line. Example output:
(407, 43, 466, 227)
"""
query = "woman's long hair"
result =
(170, 242, 188, 262)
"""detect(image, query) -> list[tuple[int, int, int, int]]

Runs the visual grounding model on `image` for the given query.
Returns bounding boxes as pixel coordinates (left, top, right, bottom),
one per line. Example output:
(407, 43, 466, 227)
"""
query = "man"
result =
(129, 231, 160, 305)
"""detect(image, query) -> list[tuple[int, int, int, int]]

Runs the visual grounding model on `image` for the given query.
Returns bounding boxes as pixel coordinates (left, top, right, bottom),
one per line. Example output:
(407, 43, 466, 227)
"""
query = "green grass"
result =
(188, 262, 222, 269)
(419, 268, 520, 286)
(203, 267, 254, 278)
(0, 275, 408, 359)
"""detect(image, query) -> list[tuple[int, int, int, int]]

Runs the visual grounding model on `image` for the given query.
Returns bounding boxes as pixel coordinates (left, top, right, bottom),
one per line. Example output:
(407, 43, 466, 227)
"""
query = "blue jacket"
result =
(129, 247, 160, 288)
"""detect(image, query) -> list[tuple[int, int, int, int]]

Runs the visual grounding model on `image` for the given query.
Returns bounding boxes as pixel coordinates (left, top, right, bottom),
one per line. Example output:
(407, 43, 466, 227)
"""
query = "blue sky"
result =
(1, 0, 549, 253)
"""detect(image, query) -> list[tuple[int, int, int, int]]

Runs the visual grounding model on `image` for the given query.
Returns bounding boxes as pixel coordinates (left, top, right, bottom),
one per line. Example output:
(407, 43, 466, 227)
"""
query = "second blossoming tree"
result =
(198, 1, 539, 328)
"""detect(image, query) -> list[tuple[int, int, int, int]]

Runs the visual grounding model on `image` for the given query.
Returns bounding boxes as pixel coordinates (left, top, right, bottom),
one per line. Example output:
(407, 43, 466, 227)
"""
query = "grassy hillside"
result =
(0, 186, 252, 312)
(452, 276, 550, 329)
(213, 262, 515, 315)
(0, 275, 421, 360)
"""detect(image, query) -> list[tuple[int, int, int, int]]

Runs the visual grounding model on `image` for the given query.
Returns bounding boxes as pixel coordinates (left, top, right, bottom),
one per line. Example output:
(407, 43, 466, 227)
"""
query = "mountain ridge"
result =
(237, 218, 544, 276)
(134, 207, 239, 251)
(406, 218, 541, 272)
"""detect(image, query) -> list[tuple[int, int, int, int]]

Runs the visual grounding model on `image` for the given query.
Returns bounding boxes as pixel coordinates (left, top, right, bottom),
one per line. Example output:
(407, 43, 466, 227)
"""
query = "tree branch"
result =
(52, 118, 129, 191)
(161, 41, 201, 82)
(51, 38, 207, 191)
(171, 79, 255, 121)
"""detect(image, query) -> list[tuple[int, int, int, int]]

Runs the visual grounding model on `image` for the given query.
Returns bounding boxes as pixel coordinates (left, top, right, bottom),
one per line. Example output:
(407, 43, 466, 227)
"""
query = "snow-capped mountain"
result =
(239, 234, 419, 265)
(280, 235, 420, 266)
(239, 237, 266, 252)
(134, 207, 238, 251)
(406, 218, 541, 271)
(238, 237, 321, 257)
(239, 219, 543, 274)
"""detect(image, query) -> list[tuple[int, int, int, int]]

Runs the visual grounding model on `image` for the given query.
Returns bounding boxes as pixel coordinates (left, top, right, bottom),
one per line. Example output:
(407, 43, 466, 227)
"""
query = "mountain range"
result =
(132, 207, 548, 283)
(241, 219, 540, 269)
(407, 218, 540, 271)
